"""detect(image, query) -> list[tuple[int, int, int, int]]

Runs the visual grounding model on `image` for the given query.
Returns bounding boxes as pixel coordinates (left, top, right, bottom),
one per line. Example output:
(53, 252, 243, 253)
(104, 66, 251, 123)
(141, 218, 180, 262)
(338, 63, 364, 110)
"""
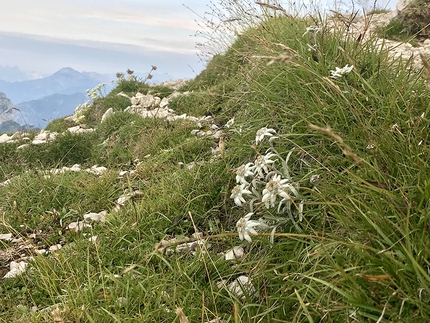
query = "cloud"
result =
(0, 0, 207, 56)
(0, 31, 203, 77)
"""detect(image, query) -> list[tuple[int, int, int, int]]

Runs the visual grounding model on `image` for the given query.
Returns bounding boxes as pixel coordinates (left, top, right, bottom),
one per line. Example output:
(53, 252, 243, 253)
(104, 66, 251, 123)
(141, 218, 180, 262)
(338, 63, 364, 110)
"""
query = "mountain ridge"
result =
(0, 67, 112, 104)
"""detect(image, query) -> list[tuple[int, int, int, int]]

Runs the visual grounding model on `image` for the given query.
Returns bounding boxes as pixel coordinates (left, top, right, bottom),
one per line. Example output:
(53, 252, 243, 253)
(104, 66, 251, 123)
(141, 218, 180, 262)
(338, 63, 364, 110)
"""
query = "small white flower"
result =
(262, 174, 298, 209)
(309, 174, 321, 184)
(302, 26, 321, 37)
(255, 127, 277, 144)
(225, 118, 235, 128)
(330, 65, 354, 79)
(230, 184, 252, 206)
(235, 163, 255, 184)
(236, 213, 260, 242)
(252, 153, 277, 178)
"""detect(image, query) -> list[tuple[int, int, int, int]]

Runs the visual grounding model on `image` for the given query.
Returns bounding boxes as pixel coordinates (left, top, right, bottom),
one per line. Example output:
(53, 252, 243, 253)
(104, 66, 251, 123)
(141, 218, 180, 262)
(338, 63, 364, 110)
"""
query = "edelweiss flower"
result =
(255, 127, 278, 144)
(231, 184, 252, 207)
(235, 163, 255, 184)
(225, 118, 235, 128)
(302, 26, 321, 37)
(262, 174, 298, 209)
(236, 213, 260, 242)
(330, 65, 354, 79)
(252, 153, 277, 178)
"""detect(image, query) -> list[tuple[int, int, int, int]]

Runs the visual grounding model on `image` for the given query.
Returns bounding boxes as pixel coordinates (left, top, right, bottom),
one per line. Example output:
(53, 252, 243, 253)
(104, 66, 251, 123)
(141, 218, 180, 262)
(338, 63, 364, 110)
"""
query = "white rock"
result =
(66, 221, 91, 232)
(32, 130, 57, 144)
(0, 233, 13, 241)
(159, 97, 169, 108)
(10, 132, 22, 140)
(101, 108, 114, 122)
(83, 212, 106, 223)
(0, 133, 11, 143)
(153, 96, 161, 107)
(86, 165, 107, 175)
(67, 126, 95, 134)
(224, 246, 245, 260)
(49, 244, 62, 252)
(88, 236, 99, 243)
(217, 275, 256, 299)
(0, 179, 11, 186)
(3, 261, 29, 279)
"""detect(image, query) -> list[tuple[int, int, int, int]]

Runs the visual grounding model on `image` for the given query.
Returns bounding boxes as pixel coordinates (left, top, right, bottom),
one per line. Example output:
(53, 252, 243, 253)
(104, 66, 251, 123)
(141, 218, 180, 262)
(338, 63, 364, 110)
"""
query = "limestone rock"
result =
(396, 0, 430, 38)
(0, 92, 15, 125)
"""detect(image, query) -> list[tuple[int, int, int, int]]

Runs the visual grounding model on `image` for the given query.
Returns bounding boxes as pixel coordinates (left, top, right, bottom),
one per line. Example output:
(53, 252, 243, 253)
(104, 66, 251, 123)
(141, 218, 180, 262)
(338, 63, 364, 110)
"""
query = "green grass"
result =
(1, 4, 430, 322)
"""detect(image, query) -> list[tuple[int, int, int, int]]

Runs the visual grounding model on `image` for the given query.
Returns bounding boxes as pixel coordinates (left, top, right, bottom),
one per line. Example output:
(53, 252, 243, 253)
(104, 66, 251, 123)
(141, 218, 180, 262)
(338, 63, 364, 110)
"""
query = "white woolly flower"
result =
(225, 118, 235, 128)
(235, 163, 254, 184)
(230, 184, 252, 207)
(252, 153, 277, 178)
(236, 213, 260, 242)
(255, 127, 278, 144)
(86, 83, 106, 100)
(262, 174, 298, 209)
(302, 26, 321, 37)
(330, 65, 354, 79)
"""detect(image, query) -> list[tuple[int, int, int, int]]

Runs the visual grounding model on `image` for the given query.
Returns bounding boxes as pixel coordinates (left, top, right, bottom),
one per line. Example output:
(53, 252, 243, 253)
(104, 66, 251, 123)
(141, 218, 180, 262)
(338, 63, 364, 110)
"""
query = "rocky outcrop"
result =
(0, 92, 15, 125)
(325, 3, 430, 69)
(396, 0, 430, 38)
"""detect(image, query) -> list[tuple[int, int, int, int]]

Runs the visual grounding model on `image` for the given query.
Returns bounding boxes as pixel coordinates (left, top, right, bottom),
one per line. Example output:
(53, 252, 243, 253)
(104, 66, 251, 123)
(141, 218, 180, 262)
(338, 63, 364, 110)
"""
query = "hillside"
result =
(0, 2, 430, 322)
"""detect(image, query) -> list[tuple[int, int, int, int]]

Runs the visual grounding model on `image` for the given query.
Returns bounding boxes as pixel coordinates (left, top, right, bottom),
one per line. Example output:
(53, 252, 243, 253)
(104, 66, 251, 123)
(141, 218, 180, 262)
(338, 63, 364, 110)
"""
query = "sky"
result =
(0, 0, 396, 81)
(0, 0, 214, 80)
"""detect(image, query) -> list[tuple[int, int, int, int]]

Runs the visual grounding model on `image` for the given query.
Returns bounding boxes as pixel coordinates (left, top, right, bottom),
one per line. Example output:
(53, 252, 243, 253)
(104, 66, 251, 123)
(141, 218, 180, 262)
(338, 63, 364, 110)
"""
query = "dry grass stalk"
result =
(420, 53, 430, 82)
(308, 124, 362, 164)
(253, 43, 300, 66)
(175, 307, 189, 323)
(51, 308, 64, 323)
(255, 1, 289, 16)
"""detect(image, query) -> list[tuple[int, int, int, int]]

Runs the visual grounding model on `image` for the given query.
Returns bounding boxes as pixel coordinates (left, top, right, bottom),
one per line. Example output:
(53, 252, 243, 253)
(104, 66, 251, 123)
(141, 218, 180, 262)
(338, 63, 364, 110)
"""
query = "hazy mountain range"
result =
(0, 65, 181, 131)
(0, 66, 114, 130)
(0, 65, 43, 83)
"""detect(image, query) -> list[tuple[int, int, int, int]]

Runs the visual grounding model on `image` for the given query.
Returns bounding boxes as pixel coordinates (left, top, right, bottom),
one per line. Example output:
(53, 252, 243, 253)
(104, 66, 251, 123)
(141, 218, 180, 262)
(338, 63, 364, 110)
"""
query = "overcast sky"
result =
(1, 0, 396, 80)
(0, 0, 215, 80)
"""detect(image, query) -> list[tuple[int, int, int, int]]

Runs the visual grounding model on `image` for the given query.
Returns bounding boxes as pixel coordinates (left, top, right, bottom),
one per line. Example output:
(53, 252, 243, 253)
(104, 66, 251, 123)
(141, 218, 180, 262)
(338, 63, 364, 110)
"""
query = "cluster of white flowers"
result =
(302, 26, 321, 37)
(86, 83, 106, 100)
(231, 127, 303, 242)
(330, 64, 354, 79)
(74, 84, 107, 124)
(74, 101, 92, 124)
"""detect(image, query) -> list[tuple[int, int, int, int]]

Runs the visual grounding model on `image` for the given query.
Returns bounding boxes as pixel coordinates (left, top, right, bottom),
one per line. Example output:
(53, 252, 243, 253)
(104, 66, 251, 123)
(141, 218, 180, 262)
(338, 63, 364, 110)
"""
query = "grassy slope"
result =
(1, 11, 430, 323)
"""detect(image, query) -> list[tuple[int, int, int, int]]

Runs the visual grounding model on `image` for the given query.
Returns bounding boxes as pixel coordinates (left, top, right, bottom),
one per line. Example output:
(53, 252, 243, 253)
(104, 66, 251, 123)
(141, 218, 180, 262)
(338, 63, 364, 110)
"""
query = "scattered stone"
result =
(217, 275, 256, 299)
(66, 221, 91, 232)
(224, 246, 245, 260)
(49, 244, 62, 252)
(88, 236, 99, 244)
(85, 165, 107, 176)
(3, 261, 29, 279)
(83, 211, 106, 223)
(101, 108, 114, 122)
(113, 190, 143, 211)
(0, 233, 13, 241)
(67, 125, 95, 134)
(32, 130, 58, 145)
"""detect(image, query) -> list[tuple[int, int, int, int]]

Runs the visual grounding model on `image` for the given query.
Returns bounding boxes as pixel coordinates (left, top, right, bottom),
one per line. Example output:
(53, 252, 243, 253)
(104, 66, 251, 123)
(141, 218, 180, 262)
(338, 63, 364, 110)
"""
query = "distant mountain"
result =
(0, 120, 32, 133)
(0, 67, 113, 104)
(0, 92, 15, 124)
(15, 92, 88, 129)
(0, 65, 42, 83)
